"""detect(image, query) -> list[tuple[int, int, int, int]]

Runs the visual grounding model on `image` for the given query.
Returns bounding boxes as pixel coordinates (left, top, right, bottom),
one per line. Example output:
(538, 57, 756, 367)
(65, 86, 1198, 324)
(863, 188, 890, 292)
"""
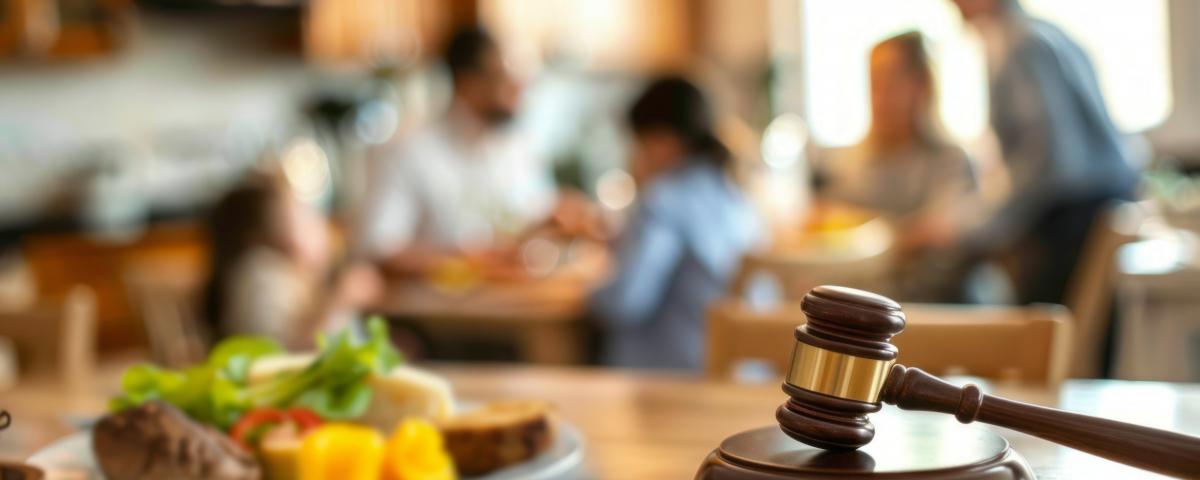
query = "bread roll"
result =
(438, 401, 553, 476)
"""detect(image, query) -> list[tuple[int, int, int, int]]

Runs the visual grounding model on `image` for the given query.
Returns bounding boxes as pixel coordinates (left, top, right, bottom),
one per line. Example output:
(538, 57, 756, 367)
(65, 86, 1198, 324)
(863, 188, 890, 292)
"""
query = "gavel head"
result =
(776, 286, 906, 450)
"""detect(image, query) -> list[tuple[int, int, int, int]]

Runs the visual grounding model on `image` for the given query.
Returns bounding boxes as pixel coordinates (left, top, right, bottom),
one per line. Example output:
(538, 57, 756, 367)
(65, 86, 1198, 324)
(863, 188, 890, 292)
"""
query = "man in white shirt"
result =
(361, 27, 557, 270)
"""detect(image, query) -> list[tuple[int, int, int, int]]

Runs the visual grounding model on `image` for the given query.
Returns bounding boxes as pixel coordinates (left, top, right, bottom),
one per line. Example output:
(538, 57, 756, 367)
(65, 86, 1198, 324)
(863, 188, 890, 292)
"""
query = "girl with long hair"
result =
(203, 171, 382, 348)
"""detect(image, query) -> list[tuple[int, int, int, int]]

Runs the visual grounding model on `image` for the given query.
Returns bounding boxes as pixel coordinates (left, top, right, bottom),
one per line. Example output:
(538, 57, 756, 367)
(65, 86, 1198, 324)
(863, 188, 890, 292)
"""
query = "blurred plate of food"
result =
(27, 412, 582, 480)
(27, 319, 583, 480)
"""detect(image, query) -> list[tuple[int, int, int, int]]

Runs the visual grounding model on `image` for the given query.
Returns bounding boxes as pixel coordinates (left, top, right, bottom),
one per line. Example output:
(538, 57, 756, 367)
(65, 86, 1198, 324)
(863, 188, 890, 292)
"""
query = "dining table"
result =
(376, 277, 594, 365)
(371, 241, 609, 365)
(3, 356, 1198, 479)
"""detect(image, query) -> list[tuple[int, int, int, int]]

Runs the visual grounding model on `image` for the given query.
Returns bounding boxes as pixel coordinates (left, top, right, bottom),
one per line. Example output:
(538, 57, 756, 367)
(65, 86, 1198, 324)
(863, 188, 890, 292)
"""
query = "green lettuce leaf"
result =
(248, 317, 403, 420)
(109, 317, 403, 429)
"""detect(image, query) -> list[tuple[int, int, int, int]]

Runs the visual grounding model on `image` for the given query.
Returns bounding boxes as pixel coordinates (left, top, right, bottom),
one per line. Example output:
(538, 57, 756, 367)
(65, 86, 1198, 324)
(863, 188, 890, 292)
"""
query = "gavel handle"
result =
(879, 364, 1200, 478)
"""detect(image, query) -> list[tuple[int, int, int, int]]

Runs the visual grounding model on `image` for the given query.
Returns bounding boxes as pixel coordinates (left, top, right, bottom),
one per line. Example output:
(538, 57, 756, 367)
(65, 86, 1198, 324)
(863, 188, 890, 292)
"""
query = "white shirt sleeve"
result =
(500, 134, 557, 227)
(359, 143, 423, 258)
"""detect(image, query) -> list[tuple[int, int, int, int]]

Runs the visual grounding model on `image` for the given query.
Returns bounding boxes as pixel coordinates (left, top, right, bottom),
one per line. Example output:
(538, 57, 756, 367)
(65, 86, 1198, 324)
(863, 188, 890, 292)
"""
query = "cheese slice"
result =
(358, 365, 456, 430)
(259, 435, 301, 480)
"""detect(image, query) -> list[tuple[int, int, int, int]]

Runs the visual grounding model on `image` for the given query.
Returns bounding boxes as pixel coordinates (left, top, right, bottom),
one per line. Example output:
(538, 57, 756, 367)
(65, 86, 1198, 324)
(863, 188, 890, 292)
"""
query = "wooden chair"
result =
(21, 221, 207, 352)
(123, 260, 209, 368)
(707, 298, 1072, 385)
(0, 286, 97, 391)
(1062, 201, 1145, 378)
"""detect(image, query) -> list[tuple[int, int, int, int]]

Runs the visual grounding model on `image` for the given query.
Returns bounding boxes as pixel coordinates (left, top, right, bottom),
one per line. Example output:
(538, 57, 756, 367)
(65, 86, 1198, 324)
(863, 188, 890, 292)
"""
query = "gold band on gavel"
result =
(785, 341, 895, 403)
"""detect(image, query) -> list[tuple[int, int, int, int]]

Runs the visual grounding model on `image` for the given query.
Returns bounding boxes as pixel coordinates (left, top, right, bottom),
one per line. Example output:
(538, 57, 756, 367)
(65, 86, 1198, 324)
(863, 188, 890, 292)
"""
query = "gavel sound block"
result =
(696, 286, 1200, 480)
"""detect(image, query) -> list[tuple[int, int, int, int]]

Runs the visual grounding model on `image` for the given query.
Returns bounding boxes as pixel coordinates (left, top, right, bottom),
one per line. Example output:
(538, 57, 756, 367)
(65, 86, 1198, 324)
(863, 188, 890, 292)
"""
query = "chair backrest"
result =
(893, 303, 1071, 384)
(0, 286, 96, 391)
(21, 221, 207, 351)
(1063, 201, 1144, 378)
(728, 220, 895, 302)
(124, 260, 209, 368)
(707, 298, 1072, 385)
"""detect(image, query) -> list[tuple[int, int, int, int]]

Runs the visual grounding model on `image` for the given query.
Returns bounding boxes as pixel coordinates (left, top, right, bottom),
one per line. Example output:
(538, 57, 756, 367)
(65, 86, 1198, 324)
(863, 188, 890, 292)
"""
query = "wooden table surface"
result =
(373, 244, 608, 364)
(379, 276, 591, 324)
(4, 361, 1199, 479)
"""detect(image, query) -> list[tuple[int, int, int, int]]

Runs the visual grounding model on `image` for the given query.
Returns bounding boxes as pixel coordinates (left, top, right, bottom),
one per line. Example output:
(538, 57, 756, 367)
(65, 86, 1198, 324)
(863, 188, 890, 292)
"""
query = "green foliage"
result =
(110, 317, 402, 429)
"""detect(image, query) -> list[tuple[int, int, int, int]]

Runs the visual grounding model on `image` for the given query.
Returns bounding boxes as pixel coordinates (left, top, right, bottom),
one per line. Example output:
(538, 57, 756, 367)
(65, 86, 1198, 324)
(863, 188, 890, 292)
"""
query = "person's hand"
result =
(549, 190, 611, 241)
(334, 263, 385, 308)
(898, 216, 959, 253)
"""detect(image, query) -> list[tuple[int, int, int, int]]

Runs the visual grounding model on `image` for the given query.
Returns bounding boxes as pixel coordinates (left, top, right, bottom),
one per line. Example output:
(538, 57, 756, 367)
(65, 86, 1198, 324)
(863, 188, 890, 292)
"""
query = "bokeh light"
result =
(595, 168, 637, 211)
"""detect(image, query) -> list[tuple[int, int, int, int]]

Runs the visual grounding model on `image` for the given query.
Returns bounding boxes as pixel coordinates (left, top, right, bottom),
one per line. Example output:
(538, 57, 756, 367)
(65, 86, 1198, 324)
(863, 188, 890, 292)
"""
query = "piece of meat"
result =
(92, 401, 261, 480)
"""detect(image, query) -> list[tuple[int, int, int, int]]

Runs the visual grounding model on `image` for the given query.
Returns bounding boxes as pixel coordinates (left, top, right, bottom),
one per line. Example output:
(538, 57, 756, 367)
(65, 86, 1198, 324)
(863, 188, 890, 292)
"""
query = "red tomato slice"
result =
(229, 409, 286, 450)
(229, 408, 324, 450)
(285, 408, 323, 430)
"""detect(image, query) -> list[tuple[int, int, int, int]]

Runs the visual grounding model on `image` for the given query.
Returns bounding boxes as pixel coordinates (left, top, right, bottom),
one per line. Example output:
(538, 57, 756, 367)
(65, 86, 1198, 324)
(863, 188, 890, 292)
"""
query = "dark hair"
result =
(443, 26, 498, 83)
(628, 76, 730, 166)
(201, 174, 285, 339)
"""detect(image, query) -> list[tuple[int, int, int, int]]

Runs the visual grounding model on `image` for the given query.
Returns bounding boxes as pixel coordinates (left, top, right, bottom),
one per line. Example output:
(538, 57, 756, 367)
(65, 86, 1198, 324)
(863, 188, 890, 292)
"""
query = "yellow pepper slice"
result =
(383, 419, 457, 480)
(299, 423, 384, 480)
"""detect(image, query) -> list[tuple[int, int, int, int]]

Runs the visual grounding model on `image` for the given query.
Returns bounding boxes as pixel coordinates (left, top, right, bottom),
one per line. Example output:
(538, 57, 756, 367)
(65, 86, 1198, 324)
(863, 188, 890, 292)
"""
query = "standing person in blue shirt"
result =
(589, 77, 763, 371)
(917, 0, 1139, 304)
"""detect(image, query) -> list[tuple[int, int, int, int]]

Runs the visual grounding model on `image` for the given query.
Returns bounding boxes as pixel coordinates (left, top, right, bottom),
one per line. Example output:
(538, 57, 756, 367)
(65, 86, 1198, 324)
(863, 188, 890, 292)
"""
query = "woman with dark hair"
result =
(589, 76, 762, 371)
(203, 171, 382, 348)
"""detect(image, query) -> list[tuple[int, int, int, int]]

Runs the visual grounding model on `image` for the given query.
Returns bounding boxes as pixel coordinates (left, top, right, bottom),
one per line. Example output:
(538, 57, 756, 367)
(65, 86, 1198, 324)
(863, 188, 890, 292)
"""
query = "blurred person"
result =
(203, 172, 383, 349)
(360, 26, 557, 273)
(817, 31, 979, 301)
(819, 31, 975, 220)
(589, 77, 762, 371)
(933, 0, 1139, 304)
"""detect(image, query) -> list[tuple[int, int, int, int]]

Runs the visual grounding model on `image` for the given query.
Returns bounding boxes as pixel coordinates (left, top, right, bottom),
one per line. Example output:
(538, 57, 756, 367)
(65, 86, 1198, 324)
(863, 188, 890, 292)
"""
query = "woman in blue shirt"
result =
(589, 77, 762, 371)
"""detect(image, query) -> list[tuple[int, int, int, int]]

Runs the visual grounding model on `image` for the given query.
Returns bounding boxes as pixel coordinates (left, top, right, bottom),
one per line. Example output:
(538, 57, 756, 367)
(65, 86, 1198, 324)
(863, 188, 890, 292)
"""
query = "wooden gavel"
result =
(777, 286, 1200, 478)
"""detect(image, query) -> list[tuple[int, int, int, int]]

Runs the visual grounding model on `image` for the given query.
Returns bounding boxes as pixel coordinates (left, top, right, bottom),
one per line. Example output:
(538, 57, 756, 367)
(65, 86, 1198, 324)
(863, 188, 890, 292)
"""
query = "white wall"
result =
(0, 12, 312, 150)
(1149, 0, 1200, 163)
(0, 11, 316, 223)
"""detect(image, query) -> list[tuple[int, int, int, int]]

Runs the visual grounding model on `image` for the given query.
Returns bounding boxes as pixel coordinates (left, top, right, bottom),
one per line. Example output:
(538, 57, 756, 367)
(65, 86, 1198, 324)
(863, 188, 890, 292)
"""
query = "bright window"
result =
(802, 0, 1172, 147)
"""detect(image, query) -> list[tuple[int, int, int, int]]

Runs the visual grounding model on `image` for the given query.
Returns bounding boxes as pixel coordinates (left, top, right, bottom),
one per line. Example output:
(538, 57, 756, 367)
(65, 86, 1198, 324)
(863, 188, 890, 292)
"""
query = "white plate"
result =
(28, 420, 585, 480)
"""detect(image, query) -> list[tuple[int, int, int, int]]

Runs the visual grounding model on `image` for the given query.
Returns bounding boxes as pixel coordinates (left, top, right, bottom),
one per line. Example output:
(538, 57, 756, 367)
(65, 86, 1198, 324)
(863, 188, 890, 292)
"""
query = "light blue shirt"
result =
(589, 162, 761, 371)
(968, 15, 1137, 251)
